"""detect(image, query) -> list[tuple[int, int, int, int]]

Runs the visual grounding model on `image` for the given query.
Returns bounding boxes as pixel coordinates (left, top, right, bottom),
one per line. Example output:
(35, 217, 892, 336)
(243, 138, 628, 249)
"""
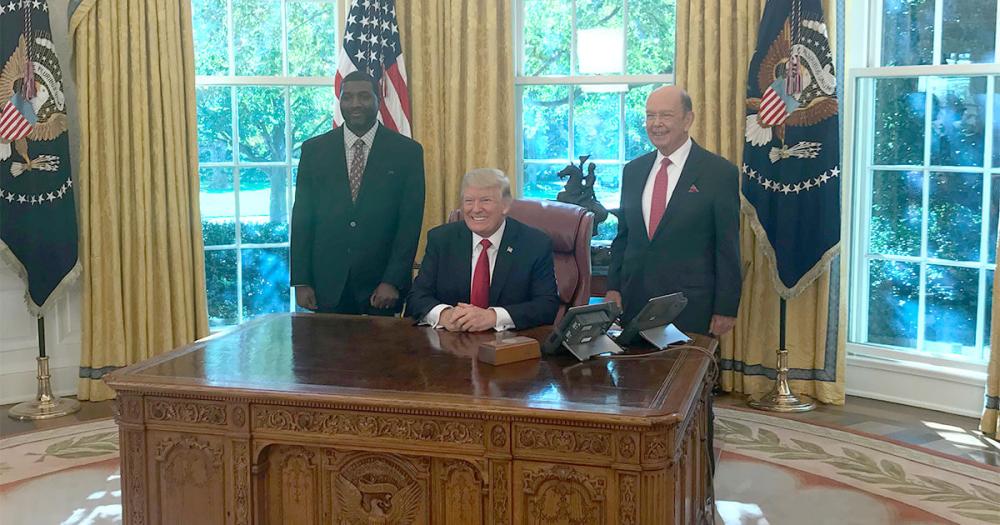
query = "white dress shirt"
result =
(642, 137, 693, 233)
(344, 122, 379, 175)
(423, 220, 516, 331)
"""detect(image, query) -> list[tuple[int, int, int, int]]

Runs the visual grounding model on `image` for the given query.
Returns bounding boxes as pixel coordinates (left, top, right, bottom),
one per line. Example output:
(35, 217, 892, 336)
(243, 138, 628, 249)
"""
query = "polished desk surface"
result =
(107, 313, 714, 423)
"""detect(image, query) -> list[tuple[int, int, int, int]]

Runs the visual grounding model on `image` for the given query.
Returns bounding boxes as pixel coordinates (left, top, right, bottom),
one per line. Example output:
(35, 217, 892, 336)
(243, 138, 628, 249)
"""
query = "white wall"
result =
(0, 0, 82, 404)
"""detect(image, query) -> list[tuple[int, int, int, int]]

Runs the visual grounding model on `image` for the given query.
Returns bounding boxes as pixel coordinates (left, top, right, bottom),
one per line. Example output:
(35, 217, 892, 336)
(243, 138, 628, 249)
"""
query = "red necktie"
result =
(648, 157, 671, 239)
(470, 239, 492, 308)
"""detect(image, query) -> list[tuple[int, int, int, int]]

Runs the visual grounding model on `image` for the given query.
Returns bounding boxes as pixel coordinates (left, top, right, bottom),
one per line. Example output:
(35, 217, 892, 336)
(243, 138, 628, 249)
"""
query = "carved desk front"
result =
(106, 313, 715, 524)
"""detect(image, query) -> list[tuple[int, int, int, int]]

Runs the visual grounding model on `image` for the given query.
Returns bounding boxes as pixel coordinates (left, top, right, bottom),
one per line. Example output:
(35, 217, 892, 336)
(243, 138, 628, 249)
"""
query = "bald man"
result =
(606, 86, 741, 337)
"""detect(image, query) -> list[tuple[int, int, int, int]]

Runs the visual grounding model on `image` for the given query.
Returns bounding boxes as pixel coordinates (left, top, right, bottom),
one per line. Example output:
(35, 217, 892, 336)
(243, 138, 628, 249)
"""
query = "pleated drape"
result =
(676, 0, 846, 404)
(396, 0, 515, 239)
(71, 0, 209, 401)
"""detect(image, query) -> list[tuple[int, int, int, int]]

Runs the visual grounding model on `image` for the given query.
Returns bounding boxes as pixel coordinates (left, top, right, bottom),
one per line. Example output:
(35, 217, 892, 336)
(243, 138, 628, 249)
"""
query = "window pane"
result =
(929, 77, 986, 167)
(925, 264, 978, 349)
(573, 88, 621, 160)
(576, 0, 624, 75)
(205, 249, 238, 327)
(867, 260, 919, 348)
(196, 86, 233, 163)
(523, 162, 565, 201)
(238, 86, 287, 162)
(873, 78, 925, 165)
(287, 0, 337, 77)
(880, 0, 934, 66)
(241, 248, 290, 318)
(627, 0, 675, 75)
(193, 0, 230, 75)
(625, 83, 657, 159)
(234, 0, 282, 76)
(240, 167, 290, 243)
(200, 168, 236, 246)
(942, 0, 997, 64)
(928, 172, 982, 261)
(290, 86, 335, 161)
(522, 0, 571, 76)
(522, 85, 569, 160)
(869, 170, 921, 257)
(592, 162, 622, 209)
(595, 212, 618, 242)
(990, 173, 999, 264)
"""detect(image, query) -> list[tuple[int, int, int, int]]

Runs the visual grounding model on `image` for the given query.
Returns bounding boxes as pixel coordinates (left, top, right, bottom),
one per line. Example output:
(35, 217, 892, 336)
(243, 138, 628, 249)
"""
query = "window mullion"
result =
(932, 0, 943, 65)
(917, 78, 934, 353)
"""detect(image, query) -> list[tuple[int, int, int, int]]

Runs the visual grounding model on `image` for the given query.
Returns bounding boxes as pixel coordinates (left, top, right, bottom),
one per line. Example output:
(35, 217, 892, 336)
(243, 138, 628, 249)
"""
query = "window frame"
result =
(195, 0, 341, 328)
(512, 0, 675, 220)
(846, 0, 1000, 370)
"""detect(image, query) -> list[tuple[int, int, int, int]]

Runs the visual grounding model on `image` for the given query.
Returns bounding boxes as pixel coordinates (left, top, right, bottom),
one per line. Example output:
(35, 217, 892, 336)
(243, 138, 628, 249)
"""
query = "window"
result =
(192, 0, 339, 328)
(850, 0, 999, 365)
(514, 0, 676, 241)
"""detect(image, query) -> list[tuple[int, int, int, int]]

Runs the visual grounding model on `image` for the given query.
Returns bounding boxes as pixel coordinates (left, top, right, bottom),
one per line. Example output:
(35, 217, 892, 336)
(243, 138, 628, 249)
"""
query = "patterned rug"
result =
(714, 407, 1000, 524)
(1, 412, 998, 524)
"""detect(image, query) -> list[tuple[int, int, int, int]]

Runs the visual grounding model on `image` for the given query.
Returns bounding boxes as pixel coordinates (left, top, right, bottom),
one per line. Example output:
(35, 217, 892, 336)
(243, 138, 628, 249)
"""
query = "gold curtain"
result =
(982, 231, 1000, 437)
(395, 0, 515, 239)
(676, 0, 845, 404)
(71, 0, 209, 401)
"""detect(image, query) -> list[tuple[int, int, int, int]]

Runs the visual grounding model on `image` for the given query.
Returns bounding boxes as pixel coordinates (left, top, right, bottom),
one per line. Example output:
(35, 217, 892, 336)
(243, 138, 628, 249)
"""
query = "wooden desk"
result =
(106, 313, 715, 525)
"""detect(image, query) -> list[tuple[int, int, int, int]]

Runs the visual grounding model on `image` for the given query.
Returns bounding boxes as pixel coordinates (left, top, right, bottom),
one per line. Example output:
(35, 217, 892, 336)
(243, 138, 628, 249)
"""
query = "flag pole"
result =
(8, 317, 80, 420)
(748, 298, 816, 412)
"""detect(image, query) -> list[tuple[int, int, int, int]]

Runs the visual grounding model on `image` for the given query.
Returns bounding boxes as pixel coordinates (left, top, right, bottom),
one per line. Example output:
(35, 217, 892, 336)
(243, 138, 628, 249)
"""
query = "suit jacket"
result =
(407, 218, 559, 330)
(290, 125, 425, 312)
(607, 140, 741, 334)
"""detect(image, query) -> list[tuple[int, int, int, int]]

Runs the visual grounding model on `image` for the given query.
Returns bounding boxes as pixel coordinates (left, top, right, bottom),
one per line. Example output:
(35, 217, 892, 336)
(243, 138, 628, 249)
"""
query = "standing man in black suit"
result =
(407, 168, 559, 331)
(606, 85, 741, 337)
(290, 71, 425, 315)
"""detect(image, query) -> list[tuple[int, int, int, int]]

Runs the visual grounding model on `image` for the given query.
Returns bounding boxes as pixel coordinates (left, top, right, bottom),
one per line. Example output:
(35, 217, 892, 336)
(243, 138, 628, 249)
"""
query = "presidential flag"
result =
(0, 0, 80, 316)
(742, 0, 840, 299)
(334, 0, 411, 136)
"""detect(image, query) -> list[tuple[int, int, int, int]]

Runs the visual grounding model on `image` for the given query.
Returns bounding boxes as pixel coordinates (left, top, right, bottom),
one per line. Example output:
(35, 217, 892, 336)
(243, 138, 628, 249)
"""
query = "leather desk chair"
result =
(448, 199, 594, 323)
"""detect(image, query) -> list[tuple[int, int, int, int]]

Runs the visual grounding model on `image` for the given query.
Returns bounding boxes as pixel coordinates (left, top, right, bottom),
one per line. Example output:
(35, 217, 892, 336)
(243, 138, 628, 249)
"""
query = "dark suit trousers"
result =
(318, 278, 397, 316)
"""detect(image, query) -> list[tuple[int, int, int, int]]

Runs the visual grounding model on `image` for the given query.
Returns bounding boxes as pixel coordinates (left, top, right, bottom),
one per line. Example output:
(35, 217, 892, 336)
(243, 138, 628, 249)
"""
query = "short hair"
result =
(461, 168, 512, 200)
(680, 90, 693, 113)
(340, 71, 379, 101)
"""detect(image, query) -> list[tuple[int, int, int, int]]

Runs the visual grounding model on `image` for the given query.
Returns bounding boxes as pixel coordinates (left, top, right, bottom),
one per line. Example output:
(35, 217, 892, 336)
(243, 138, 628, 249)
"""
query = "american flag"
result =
(0, 92, 36, 142)
(334, 0, 411, 137)
(758, 78, 801, 127)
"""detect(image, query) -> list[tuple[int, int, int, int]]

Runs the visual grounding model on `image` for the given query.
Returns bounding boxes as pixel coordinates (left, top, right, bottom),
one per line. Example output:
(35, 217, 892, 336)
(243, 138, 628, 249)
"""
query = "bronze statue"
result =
(556, 155, 610, 236)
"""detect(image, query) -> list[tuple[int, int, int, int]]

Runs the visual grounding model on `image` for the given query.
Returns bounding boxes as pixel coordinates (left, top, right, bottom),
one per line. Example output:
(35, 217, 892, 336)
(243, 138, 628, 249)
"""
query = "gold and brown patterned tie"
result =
(349, 139, 366, 201)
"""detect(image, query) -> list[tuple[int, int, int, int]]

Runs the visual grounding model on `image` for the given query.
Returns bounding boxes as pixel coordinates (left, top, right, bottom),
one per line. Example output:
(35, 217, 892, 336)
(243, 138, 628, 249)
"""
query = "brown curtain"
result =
(71, 0, 209, 401)
(982, 231, 1000, 437)
(676, 0, 845, 404)
(395, 0, 515, 242)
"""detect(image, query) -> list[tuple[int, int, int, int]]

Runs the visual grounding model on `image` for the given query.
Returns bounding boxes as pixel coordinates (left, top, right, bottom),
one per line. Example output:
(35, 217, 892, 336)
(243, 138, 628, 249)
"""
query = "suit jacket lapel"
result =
(652, 141, 706, 241)
(457, 224, 473, 303)
(328, 127, 352, 204)
(489, 219, 518, 305)
(630, 152, 656, 246)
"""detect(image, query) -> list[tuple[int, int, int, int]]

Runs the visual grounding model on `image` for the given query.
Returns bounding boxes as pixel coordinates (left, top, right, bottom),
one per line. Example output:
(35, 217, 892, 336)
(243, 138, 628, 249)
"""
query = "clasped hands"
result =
(438, 303, 496, 332)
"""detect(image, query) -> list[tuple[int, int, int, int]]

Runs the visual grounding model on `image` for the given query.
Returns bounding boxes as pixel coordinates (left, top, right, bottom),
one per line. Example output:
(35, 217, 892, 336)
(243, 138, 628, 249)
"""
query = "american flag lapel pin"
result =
(507, 246, 513, 253)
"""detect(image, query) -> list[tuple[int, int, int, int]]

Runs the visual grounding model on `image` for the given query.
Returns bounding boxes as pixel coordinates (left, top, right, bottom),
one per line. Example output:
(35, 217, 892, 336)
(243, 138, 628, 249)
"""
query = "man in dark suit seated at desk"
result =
(407, 168, 559, 332)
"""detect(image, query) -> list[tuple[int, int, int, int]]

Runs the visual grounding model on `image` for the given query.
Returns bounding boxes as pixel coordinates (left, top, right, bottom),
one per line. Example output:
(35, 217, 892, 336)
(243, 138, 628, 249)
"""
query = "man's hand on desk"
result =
(369, 282, 399, 309)
(710, 315, 736, 337)
(451, 303, 498, 332)
(295, 285, 317, 310)
(604, 290, 622, 308)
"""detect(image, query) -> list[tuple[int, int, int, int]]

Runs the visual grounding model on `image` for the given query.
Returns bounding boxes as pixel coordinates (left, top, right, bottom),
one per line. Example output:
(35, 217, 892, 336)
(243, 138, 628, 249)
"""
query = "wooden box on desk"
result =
(477, 335, 540, 365)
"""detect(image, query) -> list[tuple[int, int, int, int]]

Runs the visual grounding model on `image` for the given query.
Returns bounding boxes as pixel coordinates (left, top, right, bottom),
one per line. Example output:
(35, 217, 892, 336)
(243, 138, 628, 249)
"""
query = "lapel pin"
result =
(688, 184, 699, 193)
(507, 246, 513, 253)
